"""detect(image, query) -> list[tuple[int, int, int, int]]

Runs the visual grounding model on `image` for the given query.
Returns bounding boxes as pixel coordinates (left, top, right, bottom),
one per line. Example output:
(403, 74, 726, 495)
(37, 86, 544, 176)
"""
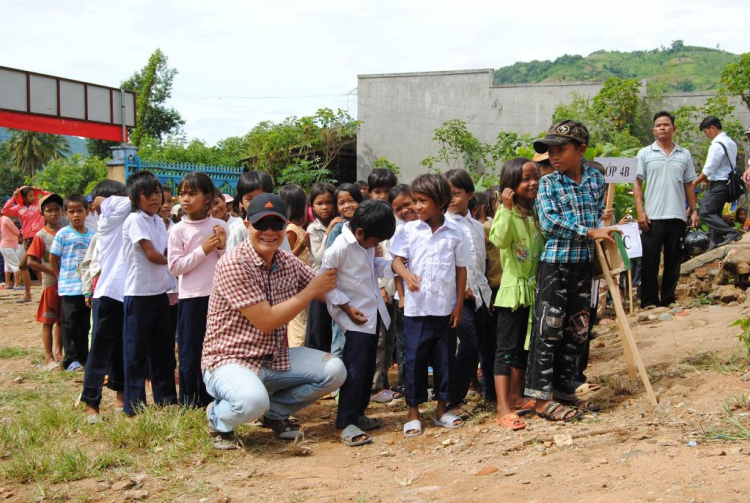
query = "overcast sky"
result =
(3, 0, 748, 144)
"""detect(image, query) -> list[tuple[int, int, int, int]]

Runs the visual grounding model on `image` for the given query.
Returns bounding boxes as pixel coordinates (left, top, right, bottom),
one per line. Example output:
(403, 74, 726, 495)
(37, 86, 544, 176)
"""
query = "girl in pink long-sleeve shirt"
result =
(167, 172, 228, 408)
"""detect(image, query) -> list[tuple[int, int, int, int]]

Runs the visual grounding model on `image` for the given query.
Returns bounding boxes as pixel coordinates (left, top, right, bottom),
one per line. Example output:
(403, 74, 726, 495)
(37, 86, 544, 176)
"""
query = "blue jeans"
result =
(203, 347, 347, 433)
(331, 322, 345, 359)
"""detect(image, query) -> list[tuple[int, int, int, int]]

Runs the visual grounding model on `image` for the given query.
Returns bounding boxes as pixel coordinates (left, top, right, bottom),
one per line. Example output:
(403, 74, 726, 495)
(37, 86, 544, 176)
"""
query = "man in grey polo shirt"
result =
(634, 111, 698, 308)
(693, 116, 741, 249)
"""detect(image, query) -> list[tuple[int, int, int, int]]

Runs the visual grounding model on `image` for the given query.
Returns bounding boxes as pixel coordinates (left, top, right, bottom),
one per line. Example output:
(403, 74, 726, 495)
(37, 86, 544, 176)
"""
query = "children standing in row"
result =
(169, 173, 228, 407)
(121, 171, 177, 415)
(50, 194, 94, 372)
(26, 193, 64, 367)
(322, 200, 396, 445)
(391, 174, 470, 436)
(490, 158, 543, 430)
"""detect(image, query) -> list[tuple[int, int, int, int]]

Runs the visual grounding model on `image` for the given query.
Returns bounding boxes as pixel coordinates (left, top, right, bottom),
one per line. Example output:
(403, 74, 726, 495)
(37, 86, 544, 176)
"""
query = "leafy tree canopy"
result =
(3, 130, 70, 178)
(33, 154, 108, 196)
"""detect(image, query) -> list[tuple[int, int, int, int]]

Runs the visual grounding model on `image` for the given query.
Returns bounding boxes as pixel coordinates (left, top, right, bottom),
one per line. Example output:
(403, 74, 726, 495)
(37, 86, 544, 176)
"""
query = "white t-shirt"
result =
(93, 196, 132, 302)
(122, 210, 170, 296)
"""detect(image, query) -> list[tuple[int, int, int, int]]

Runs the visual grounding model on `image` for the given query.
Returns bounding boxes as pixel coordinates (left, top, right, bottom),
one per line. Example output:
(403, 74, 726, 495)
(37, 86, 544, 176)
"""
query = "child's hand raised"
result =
(404, 272, 421, 292)
(201, 233, 222, 254)
(501, 188, 515, 210)
(213, 225, 227, 250)
(326, 217, 344, 234)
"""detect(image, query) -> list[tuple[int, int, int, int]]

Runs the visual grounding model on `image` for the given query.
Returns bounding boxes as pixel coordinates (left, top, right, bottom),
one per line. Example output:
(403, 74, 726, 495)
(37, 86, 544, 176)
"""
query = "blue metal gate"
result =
(124, 156, 243, 195)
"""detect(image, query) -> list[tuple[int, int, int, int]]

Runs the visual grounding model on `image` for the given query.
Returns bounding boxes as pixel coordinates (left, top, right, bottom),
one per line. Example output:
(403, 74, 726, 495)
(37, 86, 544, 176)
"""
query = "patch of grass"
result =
(705, 402, 750, 442)
(726, 393, 750, 412)
(730, 315, 750, 358)
(0, 346, 33, 359)
(681, 351, 750, 374)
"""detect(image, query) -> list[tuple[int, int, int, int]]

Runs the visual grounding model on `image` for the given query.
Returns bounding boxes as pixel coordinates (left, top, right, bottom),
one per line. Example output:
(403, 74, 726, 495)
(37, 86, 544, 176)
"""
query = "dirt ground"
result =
(1, 281, 750, 502)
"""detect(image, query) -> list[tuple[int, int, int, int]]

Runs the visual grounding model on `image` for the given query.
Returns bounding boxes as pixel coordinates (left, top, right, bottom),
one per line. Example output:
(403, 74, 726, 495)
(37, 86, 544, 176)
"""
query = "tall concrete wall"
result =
(356, 69, 750, 182)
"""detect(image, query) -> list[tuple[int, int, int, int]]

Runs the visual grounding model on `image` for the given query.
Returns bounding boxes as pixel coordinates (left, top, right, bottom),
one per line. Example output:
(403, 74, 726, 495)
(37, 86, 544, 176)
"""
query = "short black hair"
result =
(699, 116, 722, 131)
(334, 183, 363, 215)
(411, 174, 452, 212)
(653, 110, 676, 126)
(126, 171, 162, 212)
(367, 169, 397, 191)
(179, 172, 215, 199)
(90, 180, 126, 199)
(356, 180, 368, 187)
(279, 184, 307, 223)
(161, 184, 173, 195)
(443, 169, 475, 193)
(388, 184, 411, 204)
(471, 192, 492, 218)
(349, 199, 396, 242)
(237, 170, 274, 201)
(64, 193, 88, 211)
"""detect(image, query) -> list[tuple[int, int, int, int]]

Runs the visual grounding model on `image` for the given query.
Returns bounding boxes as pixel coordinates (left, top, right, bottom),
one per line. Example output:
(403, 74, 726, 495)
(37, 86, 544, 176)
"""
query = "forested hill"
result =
(494, 42, 738, 92)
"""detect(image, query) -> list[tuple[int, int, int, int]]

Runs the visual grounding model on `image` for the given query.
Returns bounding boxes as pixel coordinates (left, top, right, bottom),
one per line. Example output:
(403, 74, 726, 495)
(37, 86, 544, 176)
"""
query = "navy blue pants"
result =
(82, 296, 124, 407)
(177, 296, 211, 407)
(449, 301, 496, 407)
(394, 306, 406, 388)
(61, 295, 91, 370)
(305, 299, 333, 352)
(122, 294, 177, 415)
(336, 325, 379, 429)
(403, 315, 454, 407)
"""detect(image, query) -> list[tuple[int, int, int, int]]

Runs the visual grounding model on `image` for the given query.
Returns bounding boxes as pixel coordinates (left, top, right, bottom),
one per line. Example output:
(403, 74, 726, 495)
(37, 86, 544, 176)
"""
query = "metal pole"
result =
(120, 89, 126, 144)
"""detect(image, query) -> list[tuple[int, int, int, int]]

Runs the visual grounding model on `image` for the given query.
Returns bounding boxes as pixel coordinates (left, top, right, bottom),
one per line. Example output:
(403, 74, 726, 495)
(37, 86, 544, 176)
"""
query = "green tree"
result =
(3, 130, 70, 178)
(124, 49, 184, 147)
(373, 156, 400, 178)
(34, 154, 108, 196)
(87, 139, 119, 160)
(721, 52, 750, 112)
(421, 119, 491, 173)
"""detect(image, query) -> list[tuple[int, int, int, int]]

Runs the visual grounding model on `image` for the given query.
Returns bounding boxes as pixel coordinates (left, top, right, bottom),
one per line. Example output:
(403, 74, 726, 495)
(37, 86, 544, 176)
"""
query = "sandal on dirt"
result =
(356, 415, 382, 431)
(513, 399, 536, 417)
(371, 389, 396, 403)
(575, 383, 602, 394)
(261, 416, 303, 440)
(537, 401, 585, 422)
(496, 412, 526, 431)
(341, 424, 372, 446)
(403, 419, 422, 437)
(556, 396, 601, 412)
(432, 412, 464, 429)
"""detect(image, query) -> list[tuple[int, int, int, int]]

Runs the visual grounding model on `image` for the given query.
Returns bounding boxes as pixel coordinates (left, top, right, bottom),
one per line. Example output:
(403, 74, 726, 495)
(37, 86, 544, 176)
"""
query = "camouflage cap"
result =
(533, 120, 590, 153)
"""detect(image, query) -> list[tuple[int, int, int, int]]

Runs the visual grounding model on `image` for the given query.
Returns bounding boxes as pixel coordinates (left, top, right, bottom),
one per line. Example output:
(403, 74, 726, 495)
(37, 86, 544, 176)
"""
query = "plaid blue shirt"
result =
(535, 165, 605, 264)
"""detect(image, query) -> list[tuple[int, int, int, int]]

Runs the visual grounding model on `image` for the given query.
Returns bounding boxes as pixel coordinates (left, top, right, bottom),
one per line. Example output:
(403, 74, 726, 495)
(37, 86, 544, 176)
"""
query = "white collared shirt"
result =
(389, 217, 471, 317)
(321, 224, 393, 334)
(703, 131, 738, 181)
(122, 210, 170, 296)
(94, 196, 132, 301)
(445, 211, 492, 309)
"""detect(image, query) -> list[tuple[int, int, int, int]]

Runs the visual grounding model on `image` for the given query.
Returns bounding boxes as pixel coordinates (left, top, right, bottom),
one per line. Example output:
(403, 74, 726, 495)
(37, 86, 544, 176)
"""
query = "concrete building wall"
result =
(356, 69, 750, 182)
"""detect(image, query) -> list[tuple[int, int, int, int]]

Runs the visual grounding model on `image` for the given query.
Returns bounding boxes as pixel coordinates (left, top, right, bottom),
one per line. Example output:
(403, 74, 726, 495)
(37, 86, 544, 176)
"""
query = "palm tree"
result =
(4, 130, 71, 178)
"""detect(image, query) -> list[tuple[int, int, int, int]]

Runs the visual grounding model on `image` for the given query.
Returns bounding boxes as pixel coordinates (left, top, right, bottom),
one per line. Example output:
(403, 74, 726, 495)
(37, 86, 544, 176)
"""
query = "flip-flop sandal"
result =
(513, 399, 536, 417)
(15, 297, 31, 304)
(261, 416, 303, 440)
(575, 383, 602, 394)
(537, 401, 585, 422)
(340, 424, 372, 446)
(496, 412, 526, 430)
(356, 415, 382, 431)
(371, 389, 396, 403)
(403, 419, 422, 437)
(432, 412, 464, 429)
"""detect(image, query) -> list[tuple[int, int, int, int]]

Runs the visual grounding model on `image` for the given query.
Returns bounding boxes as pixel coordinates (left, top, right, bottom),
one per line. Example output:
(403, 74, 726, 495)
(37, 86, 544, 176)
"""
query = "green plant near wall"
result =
(277, 158, 337, 189)
(373, 156, 400, 178)
(730, 315, 750, 359)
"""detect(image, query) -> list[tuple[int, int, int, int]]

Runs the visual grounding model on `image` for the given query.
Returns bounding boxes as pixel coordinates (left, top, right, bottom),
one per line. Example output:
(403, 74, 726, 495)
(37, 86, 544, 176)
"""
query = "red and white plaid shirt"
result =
(201, 239, 315, 374)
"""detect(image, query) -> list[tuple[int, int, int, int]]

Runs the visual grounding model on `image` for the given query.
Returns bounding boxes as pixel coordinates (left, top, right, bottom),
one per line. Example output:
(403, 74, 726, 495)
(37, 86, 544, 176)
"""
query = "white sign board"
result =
(595, 157, 637, 183)
(615, 222, 642, 258)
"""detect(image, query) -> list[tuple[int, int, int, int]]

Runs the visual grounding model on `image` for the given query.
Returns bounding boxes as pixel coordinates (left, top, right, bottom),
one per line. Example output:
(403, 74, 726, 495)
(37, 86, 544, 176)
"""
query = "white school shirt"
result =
(122, 210, 170, 296)
(389, 218, 471, 317)
(93, 196, 132, 302)
(445, 211, 492, 310)
(702, 131, 738, 181)
(321, 223, 394, 335)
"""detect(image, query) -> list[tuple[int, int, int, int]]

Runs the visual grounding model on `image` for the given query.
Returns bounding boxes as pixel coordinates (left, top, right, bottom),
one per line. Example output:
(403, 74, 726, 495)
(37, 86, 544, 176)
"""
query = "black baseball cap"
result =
(39, 193, 63, 211)
(533, 120, 590, 153)
(245, 193, 288, 224)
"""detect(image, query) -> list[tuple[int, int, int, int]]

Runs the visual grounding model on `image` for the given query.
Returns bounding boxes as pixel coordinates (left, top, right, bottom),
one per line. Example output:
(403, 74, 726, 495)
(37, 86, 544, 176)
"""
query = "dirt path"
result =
(0, 284, 749, 502)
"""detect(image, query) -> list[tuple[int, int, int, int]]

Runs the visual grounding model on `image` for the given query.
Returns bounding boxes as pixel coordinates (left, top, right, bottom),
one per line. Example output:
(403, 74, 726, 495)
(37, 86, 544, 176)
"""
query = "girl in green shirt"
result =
(489, 158, 543, 430)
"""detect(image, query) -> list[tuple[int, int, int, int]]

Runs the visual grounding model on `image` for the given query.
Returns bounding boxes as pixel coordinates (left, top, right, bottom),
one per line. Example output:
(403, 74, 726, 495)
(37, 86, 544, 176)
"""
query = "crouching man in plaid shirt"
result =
(202, 193, 346, 448)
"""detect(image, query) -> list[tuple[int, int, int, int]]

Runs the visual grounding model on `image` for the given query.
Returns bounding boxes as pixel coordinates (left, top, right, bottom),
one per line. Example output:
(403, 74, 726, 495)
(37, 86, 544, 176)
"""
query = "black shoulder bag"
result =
(718, 141, 745, 203)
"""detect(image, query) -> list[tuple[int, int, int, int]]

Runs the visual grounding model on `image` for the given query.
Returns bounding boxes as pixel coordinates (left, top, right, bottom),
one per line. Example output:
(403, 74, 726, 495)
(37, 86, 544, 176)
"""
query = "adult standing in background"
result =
(693, 116, 741, 249)
(634, 111, 698, 308)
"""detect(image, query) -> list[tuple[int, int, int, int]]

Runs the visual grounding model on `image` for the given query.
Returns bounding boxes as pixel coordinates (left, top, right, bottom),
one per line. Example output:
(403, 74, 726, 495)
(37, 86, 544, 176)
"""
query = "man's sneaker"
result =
(66, 361, 83, 372)
(209, 428, 241, 450)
